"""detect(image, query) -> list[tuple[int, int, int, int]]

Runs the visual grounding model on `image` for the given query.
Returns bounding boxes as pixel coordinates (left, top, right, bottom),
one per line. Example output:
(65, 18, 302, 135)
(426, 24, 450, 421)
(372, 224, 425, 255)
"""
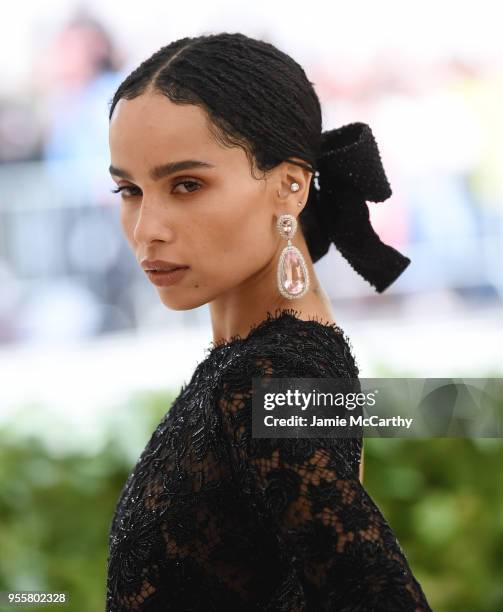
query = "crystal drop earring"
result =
(276, 182, 309, 299)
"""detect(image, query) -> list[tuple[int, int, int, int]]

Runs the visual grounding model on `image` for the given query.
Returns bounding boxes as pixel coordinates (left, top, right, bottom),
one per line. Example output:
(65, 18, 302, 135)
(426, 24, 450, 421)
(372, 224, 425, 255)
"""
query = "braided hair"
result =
(108, 32, 410, 292)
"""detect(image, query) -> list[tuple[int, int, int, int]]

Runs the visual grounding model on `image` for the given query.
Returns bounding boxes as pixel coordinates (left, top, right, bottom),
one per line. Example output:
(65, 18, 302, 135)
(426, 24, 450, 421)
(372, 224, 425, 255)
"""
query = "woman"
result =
(106, 32, 431, 611)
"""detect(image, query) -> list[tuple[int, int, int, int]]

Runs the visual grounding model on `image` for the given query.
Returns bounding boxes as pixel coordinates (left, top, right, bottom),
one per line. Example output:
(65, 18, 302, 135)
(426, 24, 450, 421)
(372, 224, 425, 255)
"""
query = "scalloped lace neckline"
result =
(205, 307, 346, 356)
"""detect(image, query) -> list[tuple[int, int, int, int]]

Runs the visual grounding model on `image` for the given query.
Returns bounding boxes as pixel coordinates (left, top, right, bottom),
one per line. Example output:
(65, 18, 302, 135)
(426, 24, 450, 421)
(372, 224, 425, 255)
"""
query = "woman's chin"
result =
(158, 292, 208, 312)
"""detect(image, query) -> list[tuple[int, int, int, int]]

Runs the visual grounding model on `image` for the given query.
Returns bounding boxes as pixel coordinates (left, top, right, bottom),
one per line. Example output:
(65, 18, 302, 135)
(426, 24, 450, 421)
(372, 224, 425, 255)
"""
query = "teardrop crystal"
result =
(281, 248, 306, 296)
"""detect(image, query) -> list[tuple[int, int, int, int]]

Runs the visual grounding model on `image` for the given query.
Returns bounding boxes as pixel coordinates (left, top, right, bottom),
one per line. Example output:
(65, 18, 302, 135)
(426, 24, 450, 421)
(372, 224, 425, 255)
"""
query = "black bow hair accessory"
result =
(292, 122, 411, 293)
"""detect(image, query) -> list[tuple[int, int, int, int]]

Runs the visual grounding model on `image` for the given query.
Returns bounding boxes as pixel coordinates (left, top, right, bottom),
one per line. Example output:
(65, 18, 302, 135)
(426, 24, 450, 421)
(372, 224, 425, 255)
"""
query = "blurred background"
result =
(0, 0, 502, 610)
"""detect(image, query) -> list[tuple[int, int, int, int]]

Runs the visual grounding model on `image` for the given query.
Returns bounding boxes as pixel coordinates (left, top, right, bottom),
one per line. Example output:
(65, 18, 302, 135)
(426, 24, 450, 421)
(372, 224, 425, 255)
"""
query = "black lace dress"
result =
(105, 309, 432, 611)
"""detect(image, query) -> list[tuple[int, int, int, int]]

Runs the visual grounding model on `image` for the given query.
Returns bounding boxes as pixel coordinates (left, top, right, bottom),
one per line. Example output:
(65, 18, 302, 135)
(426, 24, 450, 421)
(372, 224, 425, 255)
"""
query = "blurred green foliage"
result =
(0, 390, 173, 612)
(1, 389, 502, 611)
(363, 437, 503, 611)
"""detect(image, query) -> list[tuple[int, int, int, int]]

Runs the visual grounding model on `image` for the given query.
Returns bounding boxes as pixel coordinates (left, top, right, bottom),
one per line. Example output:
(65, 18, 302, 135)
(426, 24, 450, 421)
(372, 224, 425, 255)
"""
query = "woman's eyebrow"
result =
(109, 159, 216, 181)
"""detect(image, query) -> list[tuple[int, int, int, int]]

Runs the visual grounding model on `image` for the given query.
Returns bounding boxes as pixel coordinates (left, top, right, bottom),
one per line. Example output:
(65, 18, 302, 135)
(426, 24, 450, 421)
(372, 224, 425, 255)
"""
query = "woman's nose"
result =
(132, 201, 175, 245)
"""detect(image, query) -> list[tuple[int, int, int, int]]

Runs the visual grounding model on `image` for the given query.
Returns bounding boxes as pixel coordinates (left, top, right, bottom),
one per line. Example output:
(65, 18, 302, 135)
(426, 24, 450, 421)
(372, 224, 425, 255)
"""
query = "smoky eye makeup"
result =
(110, 177, 203, 198)
(110, 185, 140, 197)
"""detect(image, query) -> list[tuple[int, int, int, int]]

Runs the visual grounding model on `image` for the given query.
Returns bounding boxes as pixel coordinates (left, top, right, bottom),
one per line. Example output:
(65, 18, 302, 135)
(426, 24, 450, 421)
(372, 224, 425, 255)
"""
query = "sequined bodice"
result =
(105, 308, 431, 611)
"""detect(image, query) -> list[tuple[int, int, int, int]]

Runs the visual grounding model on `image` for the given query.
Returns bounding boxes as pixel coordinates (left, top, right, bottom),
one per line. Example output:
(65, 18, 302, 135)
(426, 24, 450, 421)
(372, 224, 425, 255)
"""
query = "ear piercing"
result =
(277, 182, 303, 207)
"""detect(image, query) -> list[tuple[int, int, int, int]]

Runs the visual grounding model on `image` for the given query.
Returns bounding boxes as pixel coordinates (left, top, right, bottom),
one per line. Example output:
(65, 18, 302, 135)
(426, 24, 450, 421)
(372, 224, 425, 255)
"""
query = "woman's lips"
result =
(146, 267, 189, 287)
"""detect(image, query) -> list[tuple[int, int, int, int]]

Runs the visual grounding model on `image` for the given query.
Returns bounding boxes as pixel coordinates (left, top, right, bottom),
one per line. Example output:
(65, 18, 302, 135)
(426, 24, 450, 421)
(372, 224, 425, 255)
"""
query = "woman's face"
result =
(109, 91, 290, 311)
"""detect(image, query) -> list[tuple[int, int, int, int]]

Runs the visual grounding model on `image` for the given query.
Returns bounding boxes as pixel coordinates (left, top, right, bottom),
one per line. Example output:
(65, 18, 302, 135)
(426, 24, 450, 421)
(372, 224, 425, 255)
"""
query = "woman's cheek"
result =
(118, 206, 127, 236)
(120, 207, 137, 248)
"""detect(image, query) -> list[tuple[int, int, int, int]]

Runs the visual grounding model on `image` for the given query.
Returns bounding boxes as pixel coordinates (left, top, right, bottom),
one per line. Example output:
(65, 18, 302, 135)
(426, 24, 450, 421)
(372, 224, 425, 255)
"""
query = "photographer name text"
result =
(264, 414, 414, 429)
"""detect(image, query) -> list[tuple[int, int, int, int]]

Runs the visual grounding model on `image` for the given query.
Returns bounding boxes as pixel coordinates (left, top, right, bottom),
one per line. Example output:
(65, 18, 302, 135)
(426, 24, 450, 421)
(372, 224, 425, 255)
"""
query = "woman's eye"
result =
(110, 185, 141, 198)
(172, 180, 201, 194)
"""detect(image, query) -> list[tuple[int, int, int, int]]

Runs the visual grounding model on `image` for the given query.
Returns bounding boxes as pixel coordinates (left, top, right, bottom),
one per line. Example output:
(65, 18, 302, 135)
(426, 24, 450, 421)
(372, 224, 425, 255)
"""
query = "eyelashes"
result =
(110, 180, 202, 198)
(110, 185, 140, 197)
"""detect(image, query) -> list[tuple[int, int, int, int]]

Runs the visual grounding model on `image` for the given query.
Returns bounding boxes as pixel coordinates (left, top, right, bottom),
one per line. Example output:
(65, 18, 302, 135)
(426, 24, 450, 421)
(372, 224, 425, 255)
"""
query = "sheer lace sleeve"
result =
(214, 342, 432, 611)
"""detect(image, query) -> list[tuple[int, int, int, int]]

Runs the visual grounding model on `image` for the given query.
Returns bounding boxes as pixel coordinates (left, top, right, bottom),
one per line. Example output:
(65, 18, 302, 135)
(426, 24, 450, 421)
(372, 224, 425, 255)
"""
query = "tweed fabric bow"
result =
(309, 121, 411, 293)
